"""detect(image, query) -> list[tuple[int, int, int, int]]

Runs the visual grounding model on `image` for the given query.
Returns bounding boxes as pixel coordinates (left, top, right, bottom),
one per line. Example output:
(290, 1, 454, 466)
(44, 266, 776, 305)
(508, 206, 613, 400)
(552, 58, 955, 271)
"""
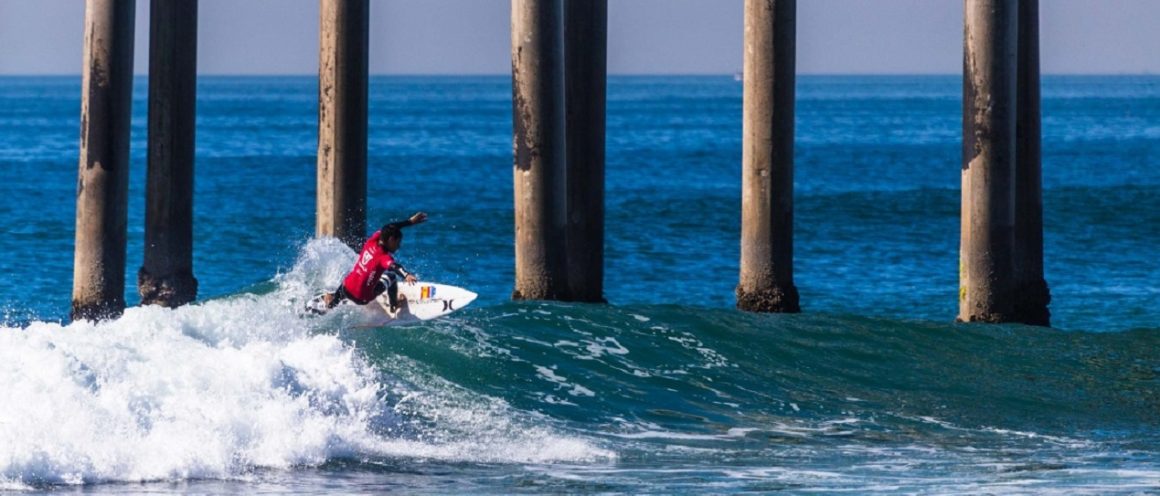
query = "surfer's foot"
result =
(305, 296, 328, 316)
(388, 294, 405, 315)
(389, 295, 408, 316)
(385, 303, 402, 318)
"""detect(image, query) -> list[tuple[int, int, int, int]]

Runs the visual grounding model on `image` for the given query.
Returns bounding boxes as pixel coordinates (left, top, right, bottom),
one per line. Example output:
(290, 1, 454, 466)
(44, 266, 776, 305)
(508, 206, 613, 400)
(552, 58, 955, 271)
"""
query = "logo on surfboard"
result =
(420, 285, 436, 300)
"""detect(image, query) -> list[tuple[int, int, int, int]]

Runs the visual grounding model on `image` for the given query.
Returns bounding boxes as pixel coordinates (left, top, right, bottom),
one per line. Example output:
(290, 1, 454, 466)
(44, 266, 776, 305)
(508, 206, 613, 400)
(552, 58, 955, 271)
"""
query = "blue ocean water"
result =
(0, 75, 1157, 493)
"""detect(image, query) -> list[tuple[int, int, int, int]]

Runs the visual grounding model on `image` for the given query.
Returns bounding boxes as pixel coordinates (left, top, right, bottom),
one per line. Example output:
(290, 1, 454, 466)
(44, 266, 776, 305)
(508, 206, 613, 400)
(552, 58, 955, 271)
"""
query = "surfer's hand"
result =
(409, 212, 428, 225)
(405, 274, 418, 284)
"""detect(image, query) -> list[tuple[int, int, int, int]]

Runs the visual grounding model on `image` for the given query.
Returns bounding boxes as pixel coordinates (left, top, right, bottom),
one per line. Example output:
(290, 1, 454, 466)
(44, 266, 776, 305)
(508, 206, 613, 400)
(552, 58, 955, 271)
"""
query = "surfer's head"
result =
(379, 224, 404, 252)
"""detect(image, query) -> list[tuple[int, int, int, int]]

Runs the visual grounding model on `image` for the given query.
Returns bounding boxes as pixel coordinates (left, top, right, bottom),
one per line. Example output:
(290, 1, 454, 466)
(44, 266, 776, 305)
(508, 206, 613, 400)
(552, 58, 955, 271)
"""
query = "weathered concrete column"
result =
(959, 0, 1017, 322)
(738, 0, 800, 313)
(563, 0, 607, 303)
(1013, 0, 1051, 326)
(317, 0, 369, 248)
(139, 0, 198, 307)
(72, 0, 136, 321)
(512, 0, 568, 300)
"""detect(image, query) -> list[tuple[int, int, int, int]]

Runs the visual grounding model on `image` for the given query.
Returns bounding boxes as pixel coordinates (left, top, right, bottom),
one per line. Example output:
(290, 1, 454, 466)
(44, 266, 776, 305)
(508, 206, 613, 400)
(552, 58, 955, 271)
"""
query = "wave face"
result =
(363, 302, 1160, 493)
(2, 240, 1157, 493)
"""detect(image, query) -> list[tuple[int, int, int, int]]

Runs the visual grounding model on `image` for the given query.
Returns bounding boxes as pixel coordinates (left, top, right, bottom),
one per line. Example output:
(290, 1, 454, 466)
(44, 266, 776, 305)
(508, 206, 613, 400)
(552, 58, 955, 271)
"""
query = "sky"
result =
(0, 0, 1157, 75)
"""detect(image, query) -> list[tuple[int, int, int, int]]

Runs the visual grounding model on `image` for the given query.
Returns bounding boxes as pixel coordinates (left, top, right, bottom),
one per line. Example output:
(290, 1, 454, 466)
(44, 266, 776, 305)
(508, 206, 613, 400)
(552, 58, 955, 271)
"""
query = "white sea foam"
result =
(534, 365, 596, 398)
(0, 239, 612, 486)
(0, 301, 373, 485)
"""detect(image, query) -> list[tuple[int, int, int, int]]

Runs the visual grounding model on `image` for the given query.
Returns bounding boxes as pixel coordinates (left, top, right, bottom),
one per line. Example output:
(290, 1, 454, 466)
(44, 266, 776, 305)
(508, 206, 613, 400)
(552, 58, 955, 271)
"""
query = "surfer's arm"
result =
(388, 262, 418, 283)
(383, 212, 428, 232)
(406, 212, 428, 226)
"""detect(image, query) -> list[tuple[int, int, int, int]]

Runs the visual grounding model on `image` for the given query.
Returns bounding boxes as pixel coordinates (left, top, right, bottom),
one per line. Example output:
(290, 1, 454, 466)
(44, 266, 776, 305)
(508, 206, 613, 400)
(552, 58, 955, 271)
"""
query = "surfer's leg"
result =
(325, 286, 350, 309)
(378, 275, 399, 312)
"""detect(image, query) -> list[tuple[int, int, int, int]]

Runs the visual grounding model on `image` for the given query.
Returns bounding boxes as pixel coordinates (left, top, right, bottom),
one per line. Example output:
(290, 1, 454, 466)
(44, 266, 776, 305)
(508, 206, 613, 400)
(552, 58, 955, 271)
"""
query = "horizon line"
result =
(2, 71, 1157, 78)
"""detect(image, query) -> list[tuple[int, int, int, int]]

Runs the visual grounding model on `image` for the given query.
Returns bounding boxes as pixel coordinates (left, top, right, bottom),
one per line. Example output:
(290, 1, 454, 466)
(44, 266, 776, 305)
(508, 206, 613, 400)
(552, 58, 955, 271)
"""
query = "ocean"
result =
(0, 75, 1157, 493)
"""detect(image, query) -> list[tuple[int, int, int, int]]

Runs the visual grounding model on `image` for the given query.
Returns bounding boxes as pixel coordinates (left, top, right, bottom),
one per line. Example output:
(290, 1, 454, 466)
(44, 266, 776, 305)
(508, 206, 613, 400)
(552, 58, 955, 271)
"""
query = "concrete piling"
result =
(71, 0, 136, 321)
(139, 0, 199, 308)
(1013, 0, 1051, 326)
(737, 0, 800, 313)
(57, 0, 1059, 324)
(511, 0, 568, 301)
(563, 0, 608, 303)
(317, 0, 369, 248)
(959, 0, 1017, 322)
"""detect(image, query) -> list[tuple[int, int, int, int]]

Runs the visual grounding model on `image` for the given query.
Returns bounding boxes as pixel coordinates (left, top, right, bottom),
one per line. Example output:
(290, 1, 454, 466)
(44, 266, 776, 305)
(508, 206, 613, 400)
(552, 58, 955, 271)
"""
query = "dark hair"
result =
(380, 223, 404, 241)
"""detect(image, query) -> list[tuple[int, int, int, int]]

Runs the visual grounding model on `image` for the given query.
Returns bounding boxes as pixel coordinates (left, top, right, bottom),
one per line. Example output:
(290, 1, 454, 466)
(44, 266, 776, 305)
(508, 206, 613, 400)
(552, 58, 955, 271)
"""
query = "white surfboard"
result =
(366, 281, 477, 326)
(305, 281, 478, 327)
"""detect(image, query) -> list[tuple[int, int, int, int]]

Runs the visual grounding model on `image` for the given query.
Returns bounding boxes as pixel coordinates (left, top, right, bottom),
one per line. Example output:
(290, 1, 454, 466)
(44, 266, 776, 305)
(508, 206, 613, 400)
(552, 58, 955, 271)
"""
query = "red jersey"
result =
(341, 231, 399, 302)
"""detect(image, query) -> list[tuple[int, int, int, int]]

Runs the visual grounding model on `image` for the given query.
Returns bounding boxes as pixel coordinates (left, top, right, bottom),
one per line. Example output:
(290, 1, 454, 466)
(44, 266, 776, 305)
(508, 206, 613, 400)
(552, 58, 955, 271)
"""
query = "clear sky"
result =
(0, 0, 1157, 75)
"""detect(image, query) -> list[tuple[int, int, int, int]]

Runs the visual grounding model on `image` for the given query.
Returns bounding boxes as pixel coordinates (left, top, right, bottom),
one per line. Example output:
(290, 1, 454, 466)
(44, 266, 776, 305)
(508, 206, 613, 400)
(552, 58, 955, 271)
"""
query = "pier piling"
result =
(959, 0, 1018, 322)
(139, 0, 199, 308)
(511, 0, 568, 301)
(1013, 0, 1051, 326)
(317, 0, 369, 248)
(563, 0, 608, 303)
(737, 0, 800, 313)
(72, 0, 136, 321)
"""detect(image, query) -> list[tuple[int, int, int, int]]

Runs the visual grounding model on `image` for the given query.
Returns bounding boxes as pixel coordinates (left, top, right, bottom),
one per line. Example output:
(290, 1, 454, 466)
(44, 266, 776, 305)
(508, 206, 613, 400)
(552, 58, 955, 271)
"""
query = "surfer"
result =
(315, 212, 427, 314)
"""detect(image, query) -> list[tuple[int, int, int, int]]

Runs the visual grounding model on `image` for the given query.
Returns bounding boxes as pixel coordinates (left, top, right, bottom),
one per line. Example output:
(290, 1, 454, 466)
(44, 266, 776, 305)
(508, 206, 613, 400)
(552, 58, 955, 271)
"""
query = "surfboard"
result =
(304, 281, 478, 327)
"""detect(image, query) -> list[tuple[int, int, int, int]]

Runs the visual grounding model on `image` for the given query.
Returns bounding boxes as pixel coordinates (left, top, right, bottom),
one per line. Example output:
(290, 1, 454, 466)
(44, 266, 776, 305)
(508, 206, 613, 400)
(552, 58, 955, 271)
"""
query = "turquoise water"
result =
(0, 76, 1157, 493)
